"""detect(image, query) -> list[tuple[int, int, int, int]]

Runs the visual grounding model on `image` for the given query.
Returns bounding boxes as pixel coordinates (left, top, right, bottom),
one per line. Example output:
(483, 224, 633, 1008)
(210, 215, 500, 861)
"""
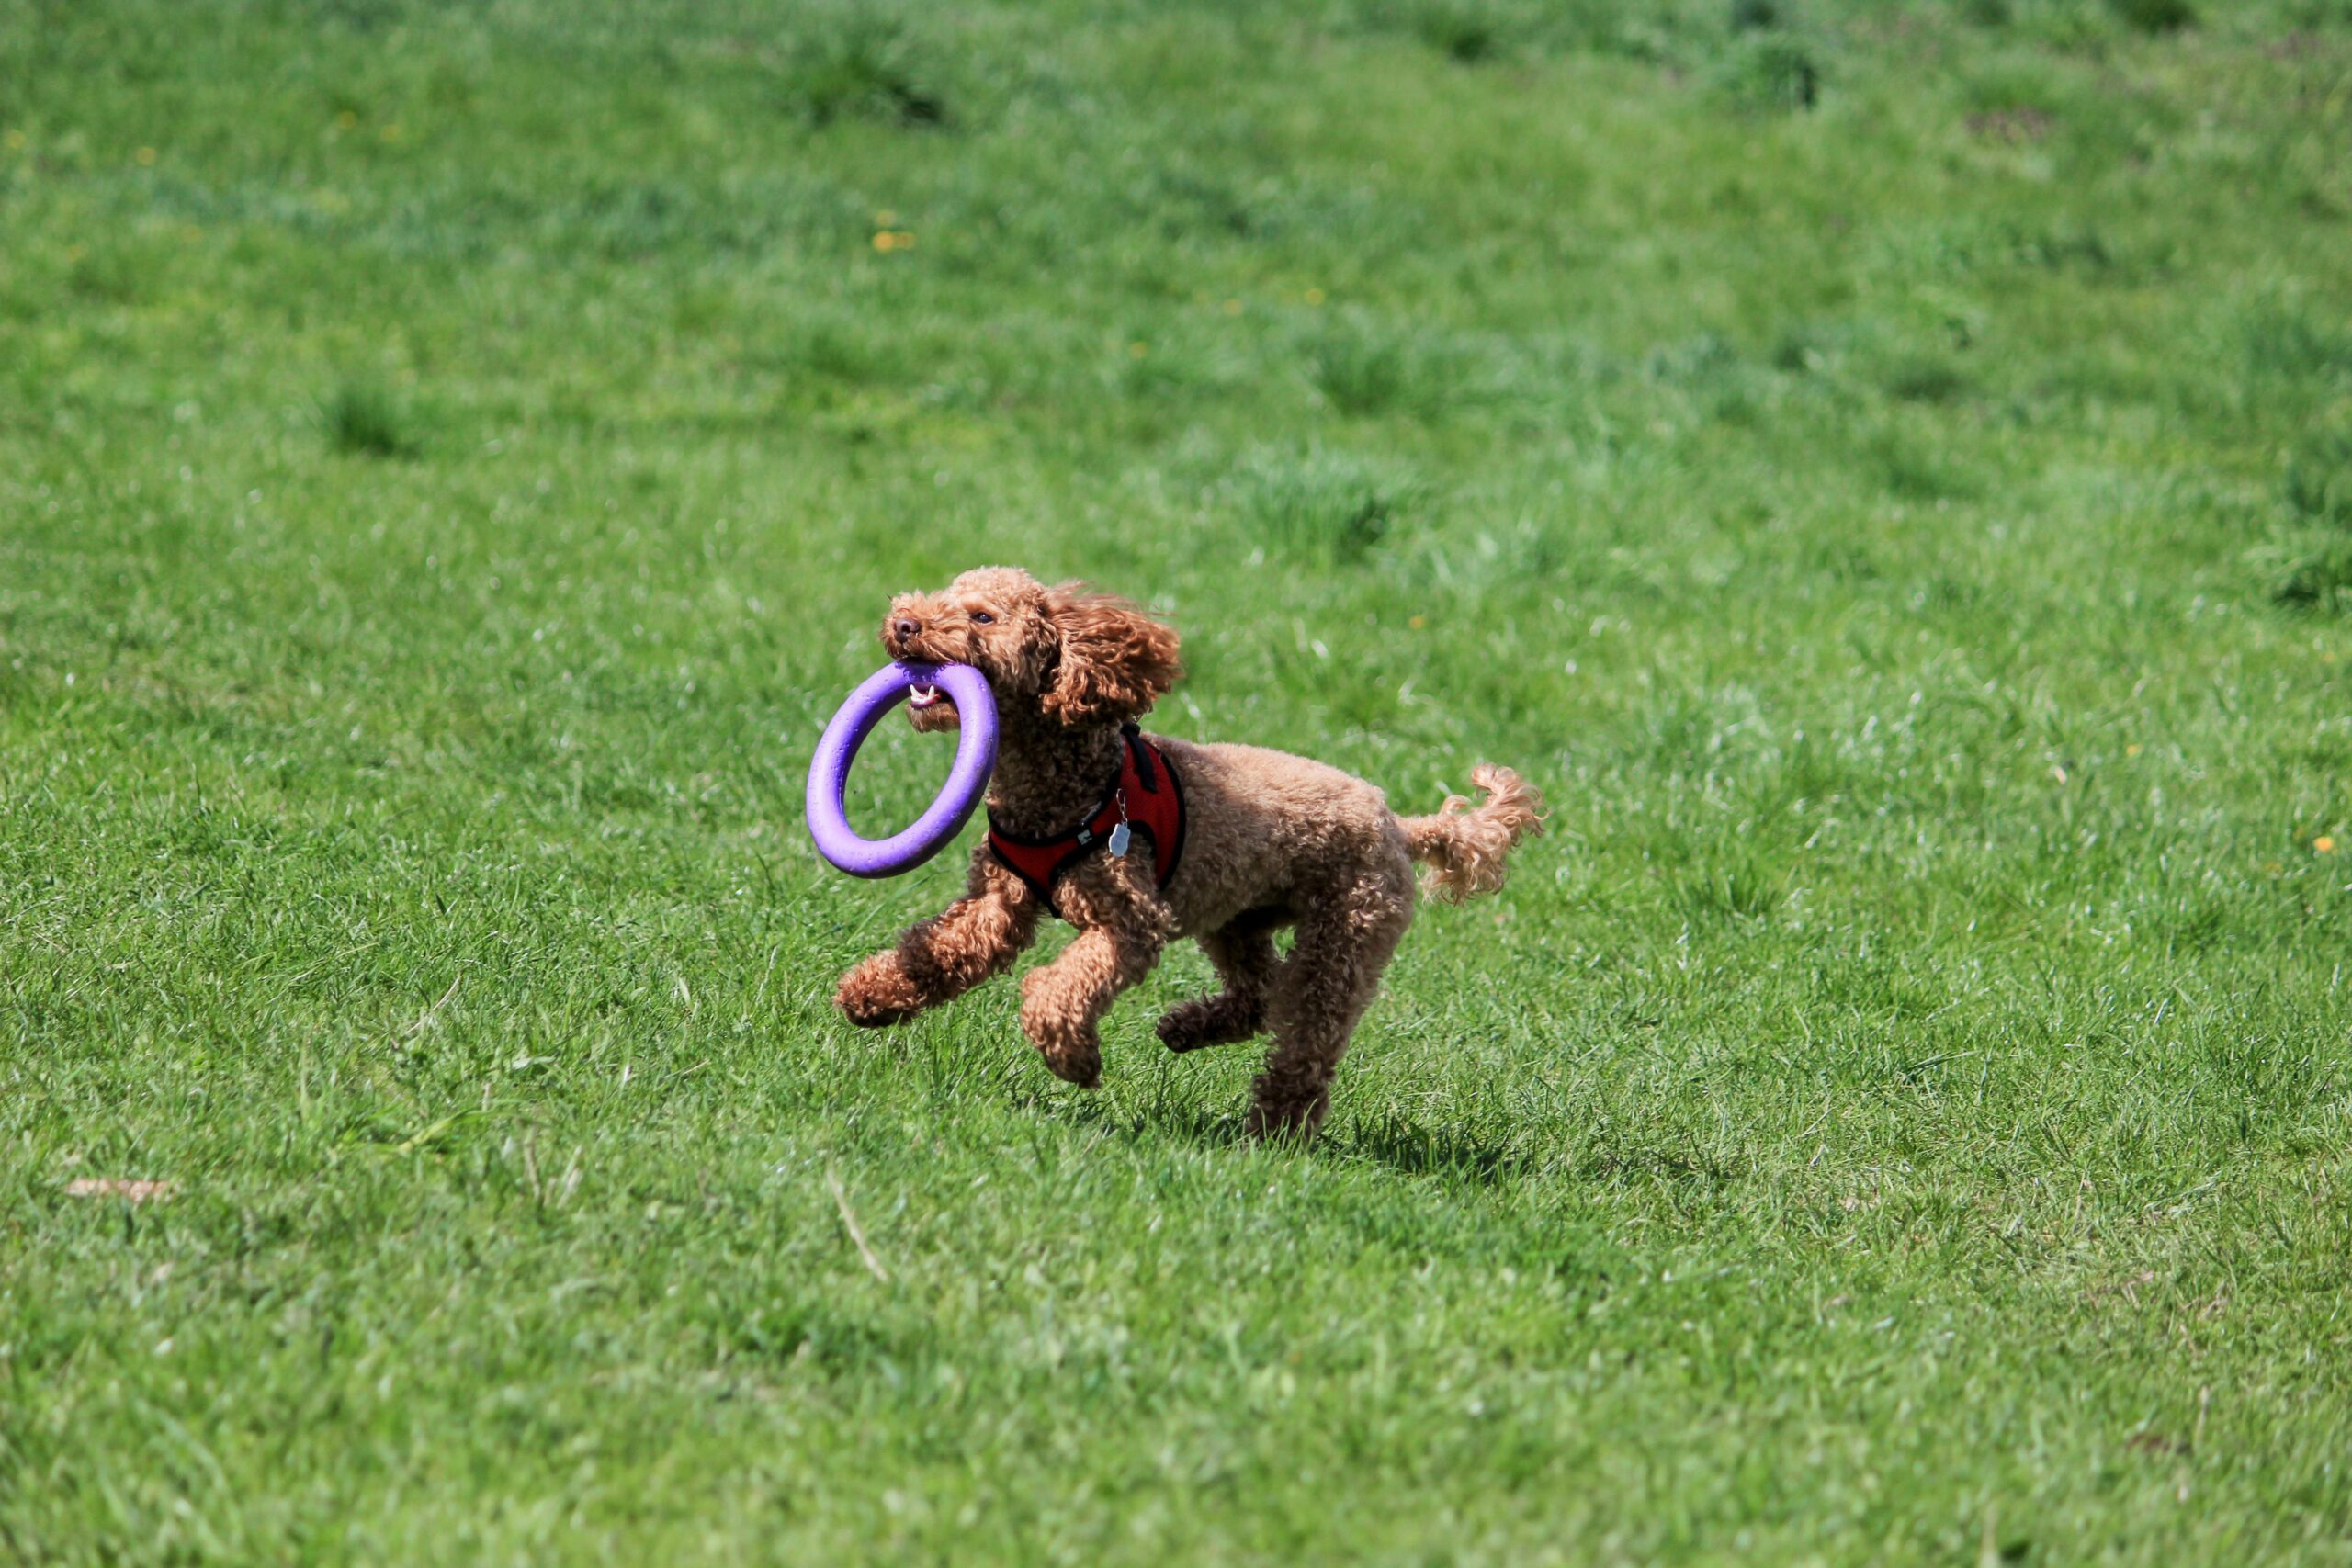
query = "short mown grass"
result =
(5, 1, 2352, 1563)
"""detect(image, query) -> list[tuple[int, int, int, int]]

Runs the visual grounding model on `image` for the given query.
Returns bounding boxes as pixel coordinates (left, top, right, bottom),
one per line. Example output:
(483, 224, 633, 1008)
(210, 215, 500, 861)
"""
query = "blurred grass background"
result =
(5, 0, 2352, 1562)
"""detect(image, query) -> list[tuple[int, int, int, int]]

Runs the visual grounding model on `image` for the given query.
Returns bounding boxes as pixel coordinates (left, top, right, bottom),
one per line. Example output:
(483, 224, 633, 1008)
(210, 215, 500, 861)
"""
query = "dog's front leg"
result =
(837, 852, 1039, 1027)
(1017, 862, 1171, 1087)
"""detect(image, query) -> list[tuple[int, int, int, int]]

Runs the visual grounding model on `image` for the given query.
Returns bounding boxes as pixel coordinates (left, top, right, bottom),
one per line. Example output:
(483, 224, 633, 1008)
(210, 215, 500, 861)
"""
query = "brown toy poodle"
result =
(834, 567, 1544, 1137)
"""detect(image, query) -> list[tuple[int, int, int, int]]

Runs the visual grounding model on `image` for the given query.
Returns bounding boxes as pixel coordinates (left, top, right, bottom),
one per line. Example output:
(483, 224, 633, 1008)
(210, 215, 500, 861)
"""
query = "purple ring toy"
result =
(805, 661, 998, 877)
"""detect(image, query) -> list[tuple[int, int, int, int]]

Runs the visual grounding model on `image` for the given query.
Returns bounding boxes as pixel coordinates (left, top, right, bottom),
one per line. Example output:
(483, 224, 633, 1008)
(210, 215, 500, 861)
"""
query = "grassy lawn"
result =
(6, 0, 2352, 1561)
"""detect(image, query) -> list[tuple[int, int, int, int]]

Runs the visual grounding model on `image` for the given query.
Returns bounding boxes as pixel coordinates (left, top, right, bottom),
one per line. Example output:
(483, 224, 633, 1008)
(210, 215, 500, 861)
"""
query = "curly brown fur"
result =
(1399, 764, 1547, 902)
(1154, 917, 1276, 1053)
(835, 853, 1039, 1026)
(839, 566, 1546, 1137)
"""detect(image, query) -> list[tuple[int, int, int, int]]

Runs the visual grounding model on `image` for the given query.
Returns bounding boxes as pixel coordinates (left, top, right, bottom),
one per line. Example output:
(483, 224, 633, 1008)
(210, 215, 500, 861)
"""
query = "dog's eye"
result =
(970, 610, 994, 624)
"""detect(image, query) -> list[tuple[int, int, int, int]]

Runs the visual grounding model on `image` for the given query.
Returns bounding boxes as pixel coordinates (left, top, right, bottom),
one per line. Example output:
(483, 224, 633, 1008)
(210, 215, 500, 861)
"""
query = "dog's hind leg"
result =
(1156, 919, 1279, 1054)
(1247, 865, 1413, 1140)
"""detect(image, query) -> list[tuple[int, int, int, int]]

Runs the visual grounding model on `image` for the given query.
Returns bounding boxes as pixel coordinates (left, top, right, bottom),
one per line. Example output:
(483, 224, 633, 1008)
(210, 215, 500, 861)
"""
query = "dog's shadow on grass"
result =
(1056, 1090, 1536, 1188)
(1054, 1094, 1241, 1149)
(1326, 1112, 1537, 1187)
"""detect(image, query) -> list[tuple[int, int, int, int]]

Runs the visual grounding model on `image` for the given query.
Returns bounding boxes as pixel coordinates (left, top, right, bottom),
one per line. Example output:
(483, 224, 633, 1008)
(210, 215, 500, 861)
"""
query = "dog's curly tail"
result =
(1398, 764, 1547, 904)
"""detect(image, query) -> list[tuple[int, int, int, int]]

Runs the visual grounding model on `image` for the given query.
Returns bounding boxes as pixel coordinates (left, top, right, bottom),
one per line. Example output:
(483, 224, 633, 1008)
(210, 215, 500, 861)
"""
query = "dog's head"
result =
(881, 567, 1182, 733)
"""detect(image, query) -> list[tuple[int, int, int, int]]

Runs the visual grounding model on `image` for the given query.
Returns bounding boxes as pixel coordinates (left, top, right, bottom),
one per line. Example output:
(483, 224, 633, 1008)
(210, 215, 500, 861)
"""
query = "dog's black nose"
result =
(893, 617, 920, 644)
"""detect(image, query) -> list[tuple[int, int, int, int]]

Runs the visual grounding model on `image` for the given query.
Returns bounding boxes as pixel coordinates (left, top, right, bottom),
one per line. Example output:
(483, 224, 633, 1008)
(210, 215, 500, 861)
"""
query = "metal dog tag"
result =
(1108, 822, 1132, 858)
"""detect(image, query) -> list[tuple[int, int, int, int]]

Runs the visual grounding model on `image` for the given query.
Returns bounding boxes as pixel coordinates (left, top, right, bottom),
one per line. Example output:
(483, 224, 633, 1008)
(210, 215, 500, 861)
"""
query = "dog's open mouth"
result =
(906, 682, 959, 726)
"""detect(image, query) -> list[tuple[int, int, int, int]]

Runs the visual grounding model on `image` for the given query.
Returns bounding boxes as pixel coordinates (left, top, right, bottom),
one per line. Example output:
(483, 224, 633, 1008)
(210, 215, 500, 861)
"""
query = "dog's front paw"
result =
(837, 955, 923, 1028)
(1019, 977, 1102, 1088)
(1042, 1042, 1102, 1088)
(1027, 1019, 1102, 1088)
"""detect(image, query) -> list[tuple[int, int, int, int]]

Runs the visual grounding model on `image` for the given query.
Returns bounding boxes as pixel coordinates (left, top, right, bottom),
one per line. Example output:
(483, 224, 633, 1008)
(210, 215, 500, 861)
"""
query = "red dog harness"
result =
(988, 724, 1186, 912)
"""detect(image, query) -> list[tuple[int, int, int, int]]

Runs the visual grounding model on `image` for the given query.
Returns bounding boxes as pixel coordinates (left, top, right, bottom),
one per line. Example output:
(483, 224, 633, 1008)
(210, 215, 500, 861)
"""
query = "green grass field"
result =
(6, 0, 2352, 1561)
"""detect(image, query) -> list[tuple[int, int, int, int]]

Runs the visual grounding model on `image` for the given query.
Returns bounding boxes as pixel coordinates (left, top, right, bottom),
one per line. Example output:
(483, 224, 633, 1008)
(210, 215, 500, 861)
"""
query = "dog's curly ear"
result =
(1042, 583, 1182, 727)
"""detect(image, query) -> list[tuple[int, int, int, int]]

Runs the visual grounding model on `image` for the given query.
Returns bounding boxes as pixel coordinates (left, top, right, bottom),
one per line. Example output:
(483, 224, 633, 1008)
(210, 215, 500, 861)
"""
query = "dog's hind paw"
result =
(1245, 1089, 1330, 1143)
(1155, 993, 1265, 1053)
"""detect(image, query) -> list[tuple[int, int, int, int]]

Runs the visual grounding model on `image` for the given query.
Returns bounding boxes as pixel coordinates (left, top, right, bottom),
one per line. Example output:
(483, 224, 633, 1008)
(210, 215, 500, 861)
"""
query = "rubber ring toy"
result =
(806, 661, 999, 878)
